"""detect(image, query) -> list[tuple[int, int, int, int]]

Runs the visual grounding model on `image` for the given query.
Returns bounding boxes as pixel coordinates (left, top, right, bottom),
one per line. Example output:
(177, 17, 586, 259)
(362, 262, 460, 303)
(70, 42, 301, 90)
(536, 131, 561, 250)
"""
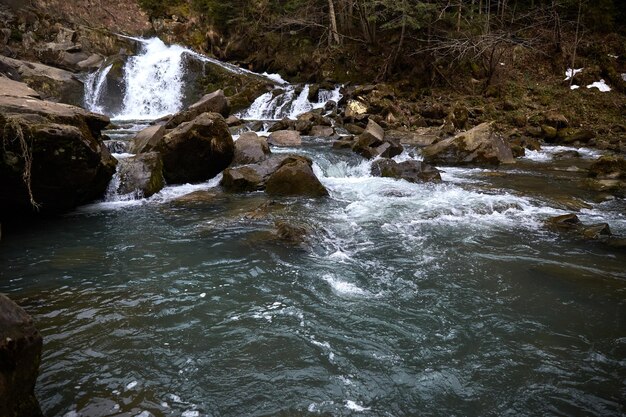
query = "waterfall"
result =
(115, 38, 188, 120)
(84, 64, 113, 114)
(240, 85, 343, 120)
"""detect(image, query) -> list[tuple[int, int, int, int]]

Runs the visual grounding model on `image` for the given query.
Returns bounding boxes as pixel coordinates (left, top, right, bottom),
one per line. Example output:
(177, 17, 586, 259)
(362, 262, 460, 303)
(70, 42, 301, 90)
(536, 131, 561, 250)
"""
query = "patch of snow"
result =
(564, 68, 583, 81)
(570, 85, 580, 90)
(608, 54, 618, 59)
(622, 73, 626, 82)
(587, 79, 611, 92)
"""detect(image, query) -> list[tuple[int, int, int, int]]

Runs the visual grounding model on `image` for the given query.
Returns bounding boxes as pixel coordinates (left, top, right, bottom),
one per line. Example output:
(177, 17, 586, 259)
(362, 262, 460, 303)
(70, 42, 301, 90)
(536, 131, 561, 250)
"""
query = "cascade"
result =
(84, 64, 113, 114)
(239, 84, 343, 120)
(116, 38, 188, 120)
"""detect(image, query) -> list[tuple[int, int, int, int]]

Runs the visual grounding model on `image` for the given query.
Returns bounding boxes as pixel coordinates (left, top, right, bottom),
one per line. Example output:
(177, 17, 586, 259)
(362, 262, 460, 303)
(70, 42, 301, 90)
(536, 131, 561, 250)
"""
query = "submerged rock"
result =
(546, 213, 617, 243)
(0, 294, 43, 417)
(151, 112, 234, 184)
(371, 159, 441, 183)
(233, 132, 270, 165)
(422, 122, 515, 166)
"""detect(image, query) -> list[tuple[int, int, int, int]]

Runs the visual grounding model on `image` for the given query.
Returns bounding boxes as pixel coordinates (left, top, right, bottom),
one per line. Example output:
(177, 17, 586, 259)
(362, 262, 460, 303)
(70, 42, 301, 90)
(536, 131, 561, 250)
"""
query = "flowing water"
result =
(2, 39, 626, 417)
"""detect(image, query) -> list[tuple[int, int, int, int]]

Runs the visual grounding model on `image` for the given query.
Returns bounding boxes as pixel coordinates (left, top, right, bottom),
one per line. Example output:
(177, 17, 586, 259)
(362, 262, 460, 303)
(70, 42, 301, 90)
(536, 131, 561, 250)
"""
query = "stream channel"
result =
(1, 37, 625, 417)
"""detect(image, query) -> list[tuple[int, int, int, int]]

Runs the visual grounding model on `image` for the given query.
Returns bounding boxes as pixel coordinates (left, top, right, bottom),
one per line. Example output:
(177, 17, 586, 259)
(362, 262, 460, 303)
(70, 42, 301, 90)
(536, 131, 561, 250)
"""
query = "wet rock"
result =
(233, 132, 270, 165)
(268, 118, 295, 132)
(556, 128, 595, 144)
(273, 220, 312, 246)
(0, 80, 116, 217)
(77, 54, 104, 71)
(225, 115, 243, 127)
(547, 213, 581, 230)
(222, 155, 287, 192)
(265, 156, 328, 197)
(222, 154, 326, 197)
(581, 223, 611, 239)
(165, 90, 230, 129)
(170, 190, 221, 206)
(310, 125, 335, 137)
(371, 159, 441, 183)
(352, 119, 403, 159)
(0, 294, 43, 417)
(588, 156, 626, 179)
(155, 112, 234, 184)
(115, 153, 165, 198)
(130, 124, 166, 154)
(553, 150, 581, 160)
(268, 130, 301, 147)
(547, 214, 615, 242)
(422, 122, 515, 166)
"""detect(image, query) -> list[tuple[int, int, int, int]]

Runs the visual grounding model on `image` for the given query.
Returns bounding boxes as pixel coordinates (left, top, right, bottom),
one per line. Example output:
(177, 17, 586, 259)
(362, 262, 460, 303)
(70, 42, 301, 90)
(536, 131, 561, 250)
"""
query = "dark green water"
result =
(1, 142, 625, 417)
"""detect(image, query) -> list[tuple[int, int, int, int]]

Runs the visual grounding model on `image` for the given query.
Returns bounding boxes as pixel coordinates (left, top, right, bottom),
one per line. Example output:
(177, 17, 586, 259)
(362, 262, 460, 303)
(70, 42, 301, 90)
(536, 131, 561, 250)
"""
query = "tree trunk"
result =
(328, 0, 341, 45)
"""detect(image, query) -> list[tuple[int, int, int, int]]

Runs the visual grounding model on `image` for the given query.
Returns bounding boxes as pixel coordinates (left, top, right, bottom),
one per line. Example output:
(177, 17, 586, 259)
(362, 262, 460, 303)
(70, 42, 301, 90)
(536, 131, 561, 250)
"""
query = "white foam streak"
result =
(79, 175, 223, 212)
(523, 146, 604, 162)
(84, 64, 113, 114)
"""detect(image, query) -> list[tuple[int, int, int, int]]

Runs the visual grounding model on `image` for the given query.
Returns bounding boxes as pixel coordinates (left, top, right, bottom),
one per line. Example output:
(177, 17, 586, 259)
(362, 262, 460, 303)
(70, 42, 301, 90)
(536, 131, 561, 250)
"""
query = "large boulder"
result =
(265, 156, 328, 197)
(129, 124, 166, 154)
(115, 153, 165, 198)
(164, 90, 230, 129)
(352, 119, 403, 159)
(268, 130, 301, 147)
(233, 132, 270, 165)
(371, 159, 442, 183)
(151, 112, 234, 184)
(0, 294, 43, 417)
(422, 122, 515, 166)
(0, 79, 117, 217)
(222, 155, 292, 192)
(0, 56, 84, 106)
(222, 154, 327, 197)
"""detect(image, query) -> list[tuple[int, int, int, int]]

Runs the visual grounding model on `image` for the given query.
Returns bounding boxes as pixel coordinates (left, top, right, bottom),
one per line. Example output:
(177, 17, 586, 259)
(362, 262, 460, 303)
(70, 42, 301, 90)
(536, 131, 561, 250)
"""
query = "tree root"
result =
(2, 117, 41, 211)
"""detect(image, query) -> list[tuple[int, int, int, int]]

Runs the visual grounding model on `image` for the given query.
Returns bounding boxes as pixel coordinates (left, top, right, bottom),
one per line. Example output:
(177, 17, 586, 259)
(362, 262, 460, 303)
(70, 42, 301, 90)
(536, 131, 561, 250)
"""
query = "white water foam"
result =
(115, 38, 187, 120)
(313, 156, 565, 230)
(345, 400, 371, 412)
(323, 274, 370, 298)
(84, 64, 113, 114)
(524, 146, 604, 162)
(239, 84, 342, 120)
(79, 174, 224, 212)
